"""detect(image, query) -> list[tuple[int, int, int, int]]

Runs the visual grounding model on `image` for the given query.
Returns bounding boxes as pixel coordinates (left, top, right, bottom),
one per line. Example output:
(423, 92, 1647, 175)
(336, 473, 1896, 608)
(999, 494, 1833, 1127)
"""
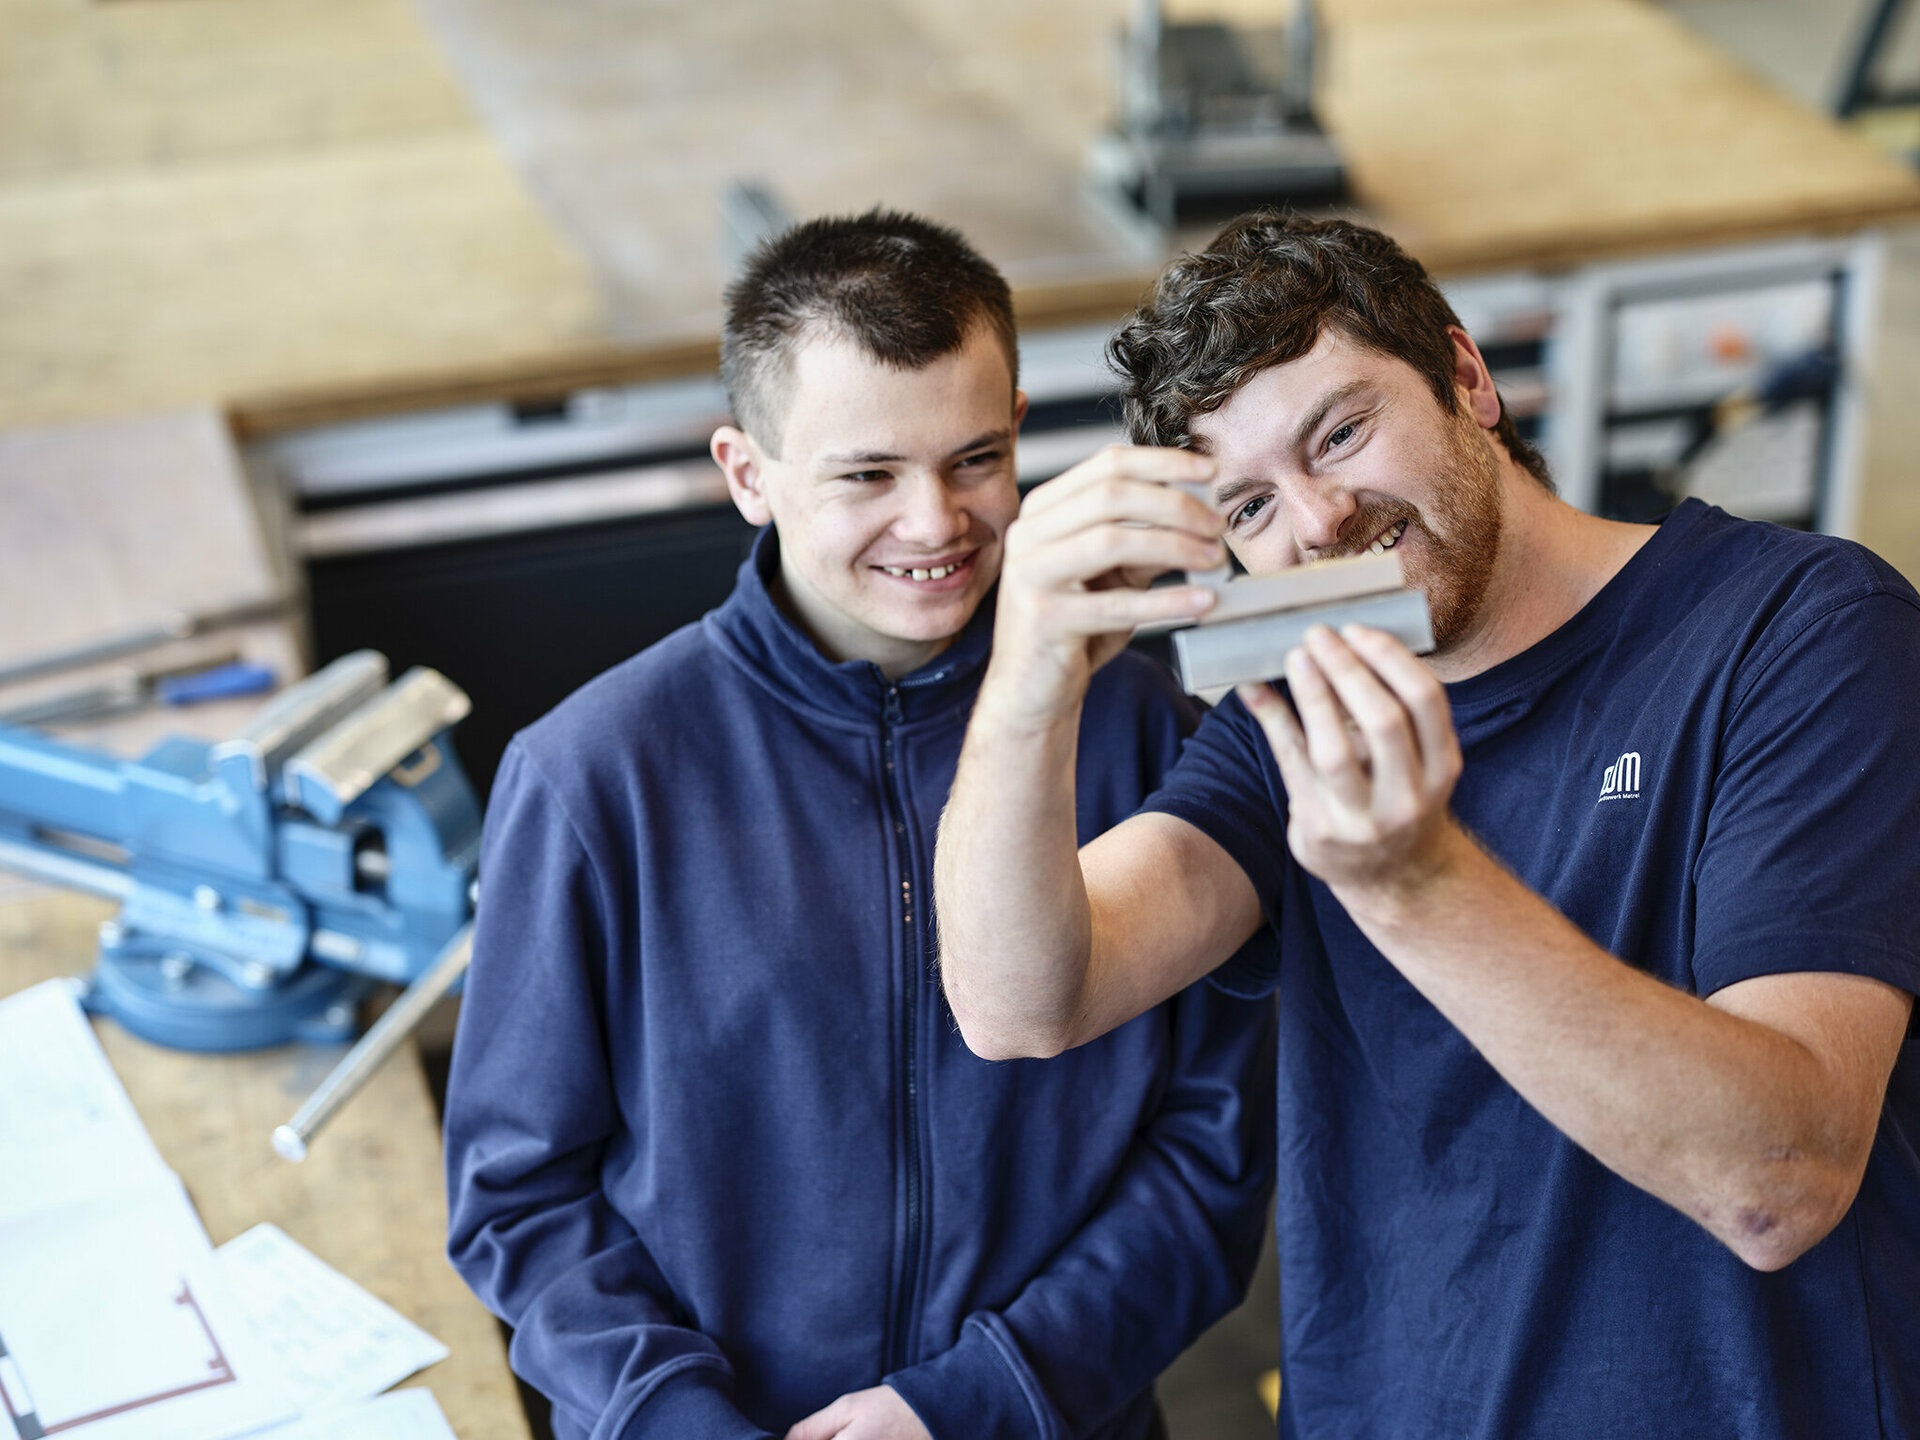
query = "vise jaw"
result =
(0, 651, 479, 1052)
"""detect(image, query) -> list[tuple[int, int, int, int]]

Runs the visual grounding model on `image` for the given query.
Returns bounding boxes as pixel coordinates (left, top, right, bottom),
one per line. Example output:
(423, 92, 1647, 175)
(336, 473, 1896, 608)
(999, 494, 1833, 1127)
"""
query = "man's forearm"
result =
(936, 688, 1093, 1059)
(1343, 826, 1906, 1269)
(935, 444, 1235, 1057)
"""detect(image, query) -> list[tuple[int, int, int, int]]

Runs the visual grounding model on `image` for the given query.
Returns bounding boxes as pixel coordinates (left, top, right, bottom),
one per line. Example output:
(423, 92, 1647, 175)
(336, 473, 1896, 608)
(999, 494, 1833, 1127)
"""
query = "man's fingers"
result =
(1036, 581, 1222, 637)
(1016, 475, 1223, 552)
(1282, 644, 1371, 805)
(1303, 626, 1422, 807)
(1237, 680, 1307, 770)
(1013, 519, 1226, 592)
(1341, 624, 1461, 791)
(785, 1404, 847, 1440)
(1240, 681, 1345, 838)
(1021, 443, 1216, 518)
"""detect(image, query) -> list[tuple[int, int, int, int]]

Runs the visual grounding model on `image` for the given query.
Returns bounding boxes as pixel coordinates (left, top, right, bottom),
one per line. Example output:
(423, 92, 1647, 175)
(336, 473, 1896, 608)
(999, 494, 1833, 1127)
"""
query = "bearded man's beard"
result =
(1332, 410, 1503, 650)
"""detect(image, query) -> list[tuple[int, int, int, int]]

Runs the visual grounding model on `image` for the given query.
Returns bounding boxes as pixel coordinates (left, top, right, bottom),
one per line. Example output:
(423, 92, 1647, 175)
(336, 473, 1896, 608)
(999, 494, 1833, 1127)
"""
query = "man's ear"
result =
(1013, 389, 1030, 431)
(711, 426, 774, 527)
(1446, 325, 1503, 432)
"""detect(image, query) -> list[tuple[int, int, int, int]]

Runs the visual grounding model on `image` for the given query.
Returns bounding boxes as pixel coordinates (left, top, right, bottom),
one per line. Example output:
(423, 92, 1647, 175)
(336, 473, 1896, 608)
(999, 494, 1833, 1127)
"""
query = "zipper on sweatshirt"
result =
(881, 678, 924, 1375)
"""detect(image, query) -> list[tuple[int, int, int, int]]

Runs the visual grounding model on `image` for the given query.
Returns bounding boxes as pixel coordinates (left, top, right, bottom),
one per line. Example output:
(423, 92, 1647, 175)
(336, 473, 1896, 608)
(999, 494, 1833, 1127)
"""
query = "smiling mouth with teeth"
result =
(879, 559, 965, 582)
(1367, 519, 1410, 556)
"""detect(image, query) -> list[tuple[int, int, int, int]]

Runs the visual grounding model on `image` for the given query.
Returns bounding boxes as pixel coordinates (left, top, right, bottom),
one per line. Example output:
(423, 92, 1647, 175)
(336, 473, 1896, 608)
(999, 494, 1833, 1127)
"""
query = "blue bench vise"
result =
(0, 650, 479, 1054)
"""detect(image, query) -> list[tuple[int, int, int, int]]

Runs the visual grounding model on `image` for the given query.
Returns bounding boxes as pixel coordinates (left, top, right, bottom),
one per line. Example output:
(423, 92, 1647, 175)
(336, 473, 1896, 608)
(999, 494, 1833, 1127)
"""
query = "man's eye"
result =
(842, 470, 890, 483)
(1232, 494, 1270, 527)
(957, 449, 1002, 469)
(1326, 422, 1358, 450)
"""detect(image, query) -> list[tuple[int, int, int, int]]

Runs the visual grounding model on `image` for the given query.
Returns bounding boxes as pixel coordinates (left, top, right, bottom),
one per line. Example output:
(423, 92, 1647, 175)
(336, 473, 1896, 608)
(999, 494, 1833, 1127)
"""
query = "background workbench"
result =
(0, 406, 529, 1439)
(6, 0, 1918, 431)
(0, 886, 530, 1440)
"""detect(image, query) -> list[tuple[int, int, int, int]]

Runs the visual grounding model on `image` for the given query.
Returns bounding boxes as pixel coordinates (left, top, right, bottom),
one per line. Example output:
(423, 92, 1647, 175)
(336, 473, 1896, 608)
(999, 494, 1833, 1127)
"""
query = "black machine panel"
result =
(308, 505, 758, 799)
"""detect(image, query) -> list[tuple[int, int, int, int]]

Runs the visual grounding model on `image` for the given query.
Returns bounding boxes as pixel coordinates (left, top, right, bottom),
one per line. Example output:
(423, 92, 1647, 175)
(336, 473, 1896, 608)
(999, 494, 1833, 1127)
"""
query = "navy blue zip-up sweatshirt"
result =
(444, 533, 1276, 1440)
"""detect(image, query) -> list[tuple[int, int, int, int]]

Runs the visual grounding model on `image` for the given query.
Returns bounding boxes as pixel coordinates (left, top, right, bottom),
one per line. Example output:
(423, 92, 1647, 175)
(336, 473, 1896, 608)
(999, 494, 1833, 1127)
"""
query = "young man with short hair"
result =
(444, 211, 1275, 1440)
(938, 213, 1920, 1438)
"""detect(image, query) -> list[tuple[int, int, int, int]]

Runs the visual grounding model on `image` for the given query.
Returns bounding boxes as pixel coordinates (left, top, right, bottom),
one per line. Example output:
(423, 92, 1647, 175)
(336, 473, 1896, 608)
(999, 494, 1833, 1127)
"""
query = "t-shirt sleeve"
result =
(1691, 589, 1920, 1006)
(1136, 691, 1290, 998)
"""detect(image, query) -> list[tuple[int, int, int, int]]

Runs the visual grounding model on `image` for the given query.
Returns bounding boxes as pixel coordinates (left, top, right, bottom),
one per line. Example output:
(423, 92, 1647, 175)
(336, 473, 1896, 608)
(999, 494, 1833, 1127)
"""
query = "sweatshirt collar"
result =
(706, 527, 995, 722)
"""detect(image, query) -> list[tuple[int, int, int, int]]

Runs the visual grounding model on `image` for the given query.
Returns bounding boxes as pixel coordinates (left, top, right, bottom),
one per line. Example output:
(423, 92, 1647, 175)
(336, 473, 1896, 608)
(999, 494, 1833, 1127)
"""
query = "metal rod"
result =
(720, 179, 795, 267)
(0, 649, 244, 728)
(1285, 0, 1319, 123)
(0, 597, 291, 690)
(272, 924, 472, 1162)
(1835, 0, 1908, 117)
(0, 833, 134, 900)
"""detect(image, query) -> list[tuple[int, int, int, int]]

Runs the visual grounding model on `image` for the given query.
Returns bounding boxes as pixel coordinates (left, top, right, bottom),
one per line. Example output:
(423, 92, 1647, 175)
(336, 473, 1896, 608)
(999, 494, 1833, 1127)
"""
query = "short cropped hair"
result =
(1108, 212, 1553, 489)
(720, 209, 1018, 453)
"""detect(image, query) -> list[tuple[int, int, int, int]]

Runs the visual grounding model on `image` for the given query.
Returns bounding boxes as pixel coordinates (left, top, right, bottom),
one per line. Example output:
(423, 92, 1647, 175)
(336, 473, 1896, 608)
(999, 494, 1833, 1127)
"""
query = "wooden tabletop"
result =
(0, 886, 531, 1440)
(4, 0, 1917, 437)
(0, 0, 603, 434)
(1313, 0, 1920, 276)
(0, 406, 529, 1438)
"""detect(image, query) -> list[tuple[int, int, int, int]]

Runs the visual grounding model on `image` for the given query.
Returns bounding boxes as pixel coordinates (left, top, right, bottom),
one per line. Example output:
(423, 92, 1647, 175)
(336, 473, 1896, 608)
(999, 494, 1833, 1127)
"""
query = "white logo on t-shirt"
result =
(1599, 751, 1642, 802)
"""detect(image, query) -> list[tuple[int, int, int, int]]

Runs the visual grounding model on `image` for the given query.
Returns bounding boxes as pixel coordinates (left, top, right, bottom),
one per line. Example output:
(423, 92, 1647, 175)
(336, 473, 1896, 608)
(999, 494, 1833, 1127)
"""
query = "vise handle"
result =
(273, 922, 472, 1162)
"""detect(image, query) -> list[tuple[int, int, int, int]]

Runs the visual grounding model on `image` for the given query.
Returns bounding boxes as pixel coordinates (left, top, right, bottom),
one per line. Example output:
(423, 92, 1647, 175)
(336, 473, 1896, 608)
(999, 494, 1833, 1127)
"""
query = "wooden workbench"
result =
(0, 409, 528, 1440)
(0, 887, 530, 1440)
(5, 0, 1918, 438)
(1311, 0, 1920, 274)
(0, 0, 603, 434)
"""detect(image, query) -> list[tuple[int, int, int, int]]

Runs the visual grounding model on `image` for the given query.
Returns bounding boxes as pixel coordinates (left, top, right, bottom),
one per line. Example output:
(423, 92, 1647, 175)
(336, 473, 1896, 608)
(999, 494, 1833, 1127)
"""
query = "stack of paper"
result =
(0, 981, 456, 1440)
(0, 981, 290, 1440)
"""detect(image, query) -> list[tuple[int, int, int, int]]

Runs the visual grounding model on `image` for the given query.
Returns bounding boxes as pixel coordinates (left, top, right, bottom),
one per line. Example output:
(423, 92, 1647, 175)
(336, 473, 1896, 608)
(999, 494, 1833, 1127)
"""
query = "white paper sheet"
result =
(245, 1387, 458, 1440)
(0, 981, 295, 1440)
(0, 979, 172, 1225)
(215, 1224, 449, 1417)
(0, 1180, 294, 1440)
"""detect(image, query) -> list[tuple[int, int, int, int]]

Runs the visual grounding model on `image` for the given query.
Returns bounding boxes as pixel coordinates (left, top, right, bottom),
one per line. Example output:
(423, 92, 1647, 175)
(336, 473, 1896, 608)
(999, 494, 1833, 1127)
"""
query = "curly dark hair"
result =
(1108, 212, 1553, 490)
(721, 208, 1017, 453)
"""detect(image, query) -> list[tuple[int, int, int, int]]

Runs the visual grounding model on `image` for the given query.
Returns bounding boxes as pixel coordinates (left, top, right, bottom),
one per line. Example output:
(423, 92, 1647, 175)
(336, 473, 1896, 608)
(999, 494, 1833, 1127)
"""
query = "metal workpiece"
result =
(284, 667, 471, 825)
(1150, 543, 1435, 696)
(1191, 550, 1413, 626)
(1171, 587, 1436, 697)
(274, 923, 473, 1163)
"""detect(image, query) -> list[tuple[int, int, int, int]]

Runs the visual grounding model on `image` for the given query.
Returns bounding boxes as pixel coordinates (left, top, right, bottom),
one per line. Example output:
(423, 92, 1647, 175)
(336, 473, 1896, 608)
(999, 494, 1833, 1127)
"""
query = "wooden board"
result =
(1314, 0, 1920, 274)
(5, 0, 1919, 436)
(0, 890, 531, 1440)
(0, 0, 604, 433)
(0, 410, 282, 668)
(237, 0, 1920, 432)
(897, 0, 1920, 275)
(0, 408, 305, 754)
(0, 0, 475, 181)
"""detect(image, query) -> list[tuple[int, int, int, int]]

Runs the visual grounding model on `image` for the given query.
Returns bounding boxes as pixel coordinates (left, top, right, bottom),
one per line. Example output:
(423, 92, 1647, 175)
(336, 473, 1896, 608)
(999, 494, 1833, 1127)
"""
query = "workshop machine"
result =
(1089, 0, 1346, 231)
(0, 650, 479, 1157)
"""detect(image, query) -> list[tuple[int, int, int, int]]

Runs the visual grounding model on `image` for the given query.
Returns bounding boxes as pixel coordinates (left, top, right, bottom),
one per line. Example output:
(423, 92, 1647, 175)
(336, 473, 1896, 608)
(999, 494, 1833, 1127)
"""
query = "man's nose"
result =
(895, 476, 969, 547)
(1284, 482, 1357, 556)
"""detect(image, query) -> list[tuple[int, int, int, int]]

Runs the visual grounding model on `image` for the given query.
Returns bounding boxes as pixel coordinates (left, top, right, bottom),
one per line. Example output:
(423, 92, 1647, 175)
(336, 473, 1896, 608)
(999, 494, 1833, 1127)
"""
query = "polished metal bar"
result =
(272, 924, 471, 1162)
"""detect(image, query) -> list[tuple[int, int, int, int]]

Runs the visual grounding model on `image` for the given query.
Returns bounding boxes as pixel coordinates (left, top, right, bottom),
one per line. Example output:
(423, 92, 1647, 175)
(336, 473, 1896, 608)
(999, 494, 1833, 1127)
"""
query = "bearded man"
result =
(935, 213, 1920, 1440)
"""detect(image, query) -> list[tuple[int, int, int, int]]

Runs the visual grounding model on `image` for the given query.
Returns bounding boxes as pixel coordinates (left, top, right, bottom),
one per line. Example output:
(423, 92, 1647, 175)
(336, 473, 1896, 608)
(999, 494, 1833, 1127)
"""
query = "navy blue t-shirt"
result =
(1143, 500, 1920, 1439)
